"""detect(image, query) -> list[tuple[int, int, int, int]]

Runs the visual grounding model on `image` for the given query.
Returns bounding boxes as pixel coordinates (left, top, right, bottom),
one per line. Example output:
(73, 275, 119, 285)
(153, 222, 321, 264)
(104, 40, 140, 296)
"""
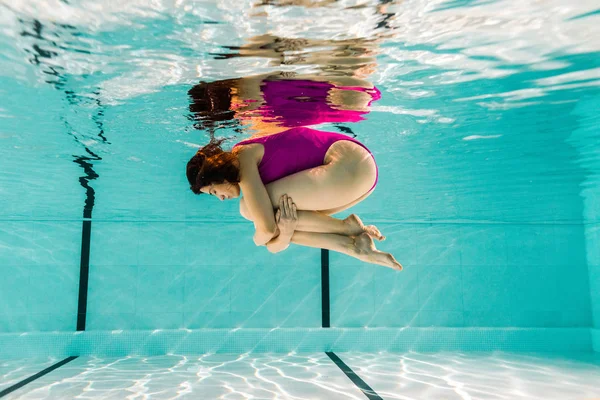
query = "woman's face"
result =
(200, 181, 241, 201)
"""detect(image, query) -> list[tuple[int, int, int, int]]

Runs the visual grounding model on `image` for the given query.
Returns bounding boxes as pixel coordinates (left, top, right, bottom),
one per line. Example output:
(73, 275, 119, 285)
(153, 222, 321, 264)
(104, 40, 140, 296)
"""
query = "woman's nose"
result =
(219, 195, 225, 201)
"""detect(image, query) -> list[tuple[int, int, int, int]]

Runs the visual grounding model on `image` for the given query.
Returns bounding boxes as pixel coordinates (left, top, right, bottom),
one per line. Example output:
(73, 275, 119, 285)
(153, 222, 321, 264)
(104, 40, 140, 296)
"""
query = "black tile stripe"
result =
(72, 152, 101, 332)
(321, 249, 330, 328)
(326, 352, 383, 400)
(76, 219, 92, 331)
(0, 356, 78, 398)
(73, 154, 100, 333)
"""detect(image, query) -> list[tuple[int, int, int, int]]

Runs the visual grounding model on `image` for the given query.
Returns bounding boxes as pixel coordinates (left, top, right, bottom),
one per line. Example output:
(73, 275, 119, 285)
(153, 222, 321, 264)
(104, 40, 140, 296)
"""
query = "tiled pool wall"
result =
(0, 328, 594, 360)
(573, 95, 600, 350)
(589, 224, 600, 352)
(0, 219, 592, 334)
(82, 220, 592, 331)
(583, 190, 600, 351)
(583, 195, 600, 347)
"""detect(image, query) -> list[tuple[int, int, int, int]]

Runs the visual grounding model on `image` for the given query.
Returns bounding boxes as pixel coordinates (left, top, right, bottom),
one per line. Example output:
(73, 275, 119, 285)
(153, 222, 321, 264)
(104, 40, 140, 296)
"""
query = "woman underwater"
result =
(186, 76, 402, 271)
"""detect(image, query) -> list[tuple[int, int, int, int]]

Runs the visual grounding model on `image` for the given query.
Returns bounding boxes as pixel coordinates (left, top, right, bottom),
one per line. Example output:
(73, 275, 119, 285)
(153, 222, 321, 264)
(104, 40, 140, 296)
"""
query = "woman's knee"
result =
(318, 188, 374, 215)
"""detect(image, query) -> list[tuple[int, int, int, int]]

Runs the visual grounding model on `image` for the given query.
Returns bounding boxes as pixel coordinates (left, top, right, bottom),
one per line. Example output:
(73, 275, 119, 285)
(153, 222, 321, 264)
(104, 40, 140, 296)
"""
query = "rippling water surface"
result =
(1, 0, 599, 223)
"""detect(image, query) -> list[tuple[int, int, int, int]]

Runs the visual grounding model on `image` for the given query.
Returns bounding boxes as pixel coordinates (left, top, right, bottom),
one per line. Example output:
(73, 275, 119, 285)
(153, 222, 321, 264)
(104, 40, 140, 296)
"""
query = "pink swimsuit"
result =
(233, 127, 378, 190)
(255, 79, 381, 127)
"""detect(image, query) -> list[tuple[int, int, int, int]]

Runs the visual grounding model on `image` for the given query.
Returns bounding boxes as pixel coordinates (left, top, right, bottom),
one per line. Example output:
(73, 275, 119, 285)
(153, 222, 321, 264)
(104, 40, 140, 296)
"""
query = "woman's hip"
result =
(324, 140, 378, 189)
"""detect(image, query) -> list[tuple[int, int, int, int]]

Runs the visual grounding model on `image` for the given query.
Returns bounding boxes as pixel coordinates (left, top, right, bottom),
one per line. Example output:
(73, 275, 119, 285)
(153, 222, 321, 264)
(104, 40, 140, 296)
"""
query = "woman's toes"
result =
(365, 225, 385, 241)
(388, 254, 403, 271)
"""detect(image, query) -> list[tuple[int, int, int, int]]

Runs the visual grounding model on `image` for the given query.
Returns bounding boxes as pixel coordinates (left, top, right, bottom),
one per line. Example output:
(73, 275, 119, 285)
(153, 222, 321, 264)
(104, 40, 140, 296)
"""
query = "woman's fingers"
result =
(279, 194, 298, 220)
(284, 194, 290, 217)
(287, 196, 292, 216)
(280, 194, 289, 218)
(279, 195, 287, 217)
(286, 195, 297, 220)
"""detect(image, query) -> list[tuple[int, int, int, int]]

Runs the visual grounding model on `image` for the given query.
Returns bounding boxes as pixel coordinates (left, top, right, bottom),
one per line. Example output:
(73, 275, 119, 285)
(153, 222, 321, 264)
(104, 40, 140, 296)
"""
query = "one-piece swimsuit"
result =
(232, 126, 378, 190)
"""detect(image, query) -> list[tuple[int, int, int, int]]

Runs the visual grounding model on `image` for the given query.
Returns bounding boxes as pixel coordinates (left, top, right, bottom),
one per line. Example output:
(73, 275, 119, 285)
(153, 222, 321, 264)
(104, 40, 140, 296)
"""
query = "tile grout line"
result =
(0, 218, 589, 225)
(325, 352, 383, 400)
(0, 356, 78, 398)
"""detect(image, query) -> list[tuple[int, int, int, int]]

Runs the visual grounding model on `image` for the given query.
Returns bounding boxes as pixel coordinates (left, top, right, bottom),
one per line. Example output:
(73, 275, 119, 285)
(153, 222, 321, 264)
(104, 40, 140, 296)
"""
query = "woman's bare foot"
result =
(344, 214, 385, 241)
(353, 233, 402, 271)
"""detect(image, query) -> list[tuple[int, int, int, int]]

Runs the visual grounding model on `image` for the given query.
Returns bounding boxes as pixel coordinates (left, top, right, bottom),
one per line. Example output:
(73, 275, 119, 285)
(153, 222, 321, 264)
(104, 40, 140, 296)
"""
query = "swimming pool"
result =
(1, 0, 599, 398)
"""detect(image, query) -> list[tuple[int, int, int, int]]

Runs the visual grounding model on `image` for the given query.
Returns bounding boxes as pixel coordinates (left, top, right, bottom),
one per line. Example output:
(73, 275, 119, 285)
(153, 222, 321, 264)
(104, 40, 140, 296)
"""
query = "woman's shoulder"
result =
(233, 130, 285, 150)
(233, 141, 264, 166)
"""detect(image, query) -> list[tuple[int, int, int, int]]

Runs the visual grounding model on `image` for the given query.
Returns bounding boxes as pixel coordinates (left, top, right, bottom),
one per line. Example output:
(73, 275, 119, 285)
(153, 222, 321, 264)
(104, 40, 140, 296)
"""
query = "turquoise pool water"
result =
(1, 0, 600, 398)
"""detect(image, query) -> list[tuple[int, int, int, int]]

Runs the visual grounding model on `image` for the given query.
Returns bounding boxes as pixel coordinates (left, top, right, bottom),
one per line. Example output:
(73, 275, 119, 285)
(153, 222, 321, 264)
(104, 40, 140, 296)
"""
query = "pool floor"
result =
(2, 352, 600, 399)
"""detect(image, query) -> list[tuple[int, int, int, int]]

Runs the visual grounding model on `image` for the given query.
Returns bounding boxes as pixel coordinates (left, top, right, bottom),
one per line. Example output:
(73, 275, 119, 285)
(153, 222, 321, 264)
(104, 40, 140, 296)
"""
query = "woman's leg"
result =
(317, 188, 374, 216)
(240, 197, 385, 239)
(291, 231, 402, 270)
(296, 211, 384, 240)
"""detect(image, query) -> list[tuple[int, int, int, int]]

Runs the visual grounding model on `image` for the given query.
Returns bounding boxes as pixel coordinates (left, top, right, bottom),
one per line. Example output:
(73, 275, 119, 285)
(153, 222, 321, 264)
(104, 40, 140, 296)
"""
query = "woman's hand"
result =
(275, 194, 298, 235)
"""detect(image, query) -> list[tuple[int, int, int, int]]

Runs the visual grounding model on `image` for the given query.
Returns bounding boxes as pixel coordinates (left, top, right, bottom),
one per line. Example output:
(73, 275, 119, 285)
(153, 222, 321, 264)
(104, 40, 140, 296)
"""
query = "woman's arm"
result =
(266, 194, 298, 253)
(266, 230, 293, 253)
(237, 150, 279, 246)
(267, 232, 294, 253)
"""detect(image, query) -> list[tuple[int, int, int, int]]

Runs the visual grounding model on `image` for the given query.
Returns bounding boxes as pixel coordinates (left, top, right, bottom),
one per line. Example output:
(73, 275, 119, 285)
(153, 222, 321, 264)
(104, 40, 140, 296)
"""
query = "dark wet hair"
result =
(188, 80, 238, 130)
(186, 139, 241, 195)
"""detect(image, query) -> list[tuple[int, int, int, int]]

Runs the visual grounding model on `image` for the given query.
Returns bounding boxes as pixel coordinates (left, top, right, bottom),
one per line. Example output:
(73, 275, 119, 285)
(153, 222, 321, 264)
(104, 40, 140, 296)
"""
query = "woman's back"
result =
(233, 127, 375, 185)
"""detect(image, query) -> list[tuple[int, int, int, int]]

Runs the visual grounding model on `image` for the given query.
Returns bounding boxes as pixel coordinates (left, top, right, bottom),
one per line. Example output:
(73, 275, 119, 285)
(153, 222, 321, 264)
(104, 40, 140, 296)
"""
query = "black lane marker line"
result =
(72, 132, 101, 332)
(321, 249, 330, 328)
(76, 219, 92, 331)
(326, 352, 383, 400)
(0, 356, 78, 398)
(74, 154, 100, 332)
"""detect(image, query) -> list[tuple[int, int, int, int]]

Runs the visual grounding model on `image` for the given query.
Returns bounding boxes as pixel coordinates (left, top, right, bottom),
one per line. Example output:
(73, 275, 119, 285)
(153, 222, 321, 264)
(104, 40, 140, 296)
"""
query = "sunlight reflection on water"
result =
(3, 352, 600, 399)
